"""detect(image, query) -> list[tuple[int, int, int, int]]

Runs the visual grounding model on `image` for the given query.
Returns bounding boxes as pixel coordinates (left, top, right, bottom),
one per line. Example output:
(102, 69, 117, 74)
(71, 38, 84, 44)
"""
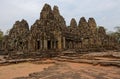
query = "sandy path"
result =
(0, 62, 53, 79)
(13, 61, 120, 79)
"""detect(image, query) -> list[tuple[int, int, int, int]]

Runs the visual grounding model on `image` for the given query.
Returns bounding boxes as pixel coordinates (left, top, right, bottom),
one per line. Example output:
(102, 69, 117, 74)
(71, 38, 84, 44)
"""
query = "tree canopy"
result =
(0, 29, 3, 41)
(114, 26, 120, 43)
(107, 26, 120, 43)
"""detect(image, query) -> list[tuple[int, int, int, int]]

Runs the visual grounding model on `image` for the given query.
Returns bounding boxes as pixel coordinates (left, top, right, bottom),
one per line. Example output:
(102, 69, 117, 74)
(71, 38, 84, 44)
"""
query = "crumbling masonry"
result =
(2, 4, 118, 53)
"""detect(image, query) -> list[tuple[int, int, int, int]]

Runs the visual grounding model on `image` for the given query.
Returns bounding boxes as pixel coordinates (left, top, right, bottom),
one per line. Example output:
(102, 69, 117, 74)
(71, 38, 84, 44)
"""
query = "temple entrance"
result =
(37, 41, 40, 50)
(46, 40, 58, 49)
(56, 41, 58, 49)
(47, 40, 51, 49)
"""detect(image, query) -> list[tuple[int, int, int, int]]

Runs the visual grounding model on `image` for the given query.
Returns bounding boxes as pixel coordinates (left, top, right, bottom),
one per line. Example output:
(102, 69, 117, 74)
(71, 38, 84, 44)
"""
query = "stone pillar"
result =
(58, 37, 62, 49)
(33, 40, 36, 51)
(54, 41, 56, 49)
(40, 40, 42, 49)
(50, 40, 52, 49)
(28, 40, 31, 51)
(44, 39, 47, 50)
(63, 37, 66, 49)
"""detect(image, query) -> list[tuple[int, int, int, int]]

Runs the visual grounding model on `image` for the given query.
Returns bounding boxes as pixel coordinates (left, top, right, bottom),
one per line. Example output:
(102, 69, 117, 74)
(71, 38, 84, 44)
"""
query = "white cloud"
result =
(0, 0, 120, 33)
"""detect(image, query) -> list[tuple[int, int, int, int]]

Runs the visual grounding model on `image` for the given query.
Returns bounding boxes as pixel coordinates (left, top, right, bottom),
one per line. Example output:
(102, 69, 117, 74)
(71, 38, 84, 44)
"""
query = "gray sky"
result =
(0, 0, 120, 34)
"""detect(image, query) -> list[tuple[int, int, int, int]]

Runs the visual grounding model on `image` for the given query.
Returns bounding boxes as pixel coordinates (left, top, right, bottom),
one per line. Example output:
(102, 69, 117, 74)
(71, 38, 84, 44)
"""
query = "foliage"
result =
(107, 26, 120, 43)
(0, 29, 3, 41)
(5, 29, 10, 35)
(114, 26, 120, 43)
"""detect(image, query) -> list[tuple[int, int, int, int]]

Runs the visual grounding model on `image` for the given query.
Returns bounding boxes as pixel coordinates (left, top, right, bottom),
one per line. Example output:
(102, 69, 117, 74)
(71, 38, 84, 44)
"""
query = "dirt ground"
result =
(0, 51, 120, 79)
(0, 61, 119, 79)
(0, 62, 53, 79)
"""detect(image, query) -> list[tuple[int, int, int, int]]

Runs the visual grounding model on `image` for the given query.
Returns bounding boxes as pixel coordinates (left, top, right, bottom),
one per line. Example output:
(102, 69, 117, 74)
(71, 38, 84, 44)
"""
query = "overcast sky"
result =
(0, 0, 120, 34)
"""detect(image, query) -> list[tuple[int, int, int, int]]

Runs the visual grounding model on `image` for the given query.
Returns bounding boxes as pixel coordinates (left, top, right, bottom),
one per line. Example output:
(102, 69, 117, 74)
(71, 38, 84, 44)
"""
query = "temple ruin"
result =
(1, 4, 118, 54)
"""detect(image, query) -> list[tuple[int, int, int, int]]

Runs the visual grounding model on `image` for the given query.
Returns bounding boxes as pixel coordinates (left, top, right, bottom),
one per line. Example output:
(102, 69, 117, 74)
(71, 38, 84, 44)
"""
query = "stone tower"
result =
(2, 3, 118, 54)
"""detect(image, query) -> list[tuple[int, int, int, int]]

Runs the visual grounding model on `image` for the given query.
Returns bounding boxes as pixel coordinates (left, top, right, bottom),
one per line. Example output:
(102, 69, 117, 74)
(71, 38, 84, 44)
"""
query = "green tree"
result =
(107, 31, 115, 37)
(0, 29, 3, 41)
(115, 26, 120, 32)
(107, 26, 120, 44)
(5, 29, 10, 35)
(114, 26, 120, 43)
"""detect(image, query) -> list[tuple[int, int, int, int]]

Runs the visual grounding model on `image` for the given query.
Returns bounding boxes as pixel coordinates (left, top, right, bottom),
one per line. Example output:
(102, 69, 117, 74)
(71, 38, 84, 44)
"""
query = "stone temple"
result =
(1, 4, 118, 54)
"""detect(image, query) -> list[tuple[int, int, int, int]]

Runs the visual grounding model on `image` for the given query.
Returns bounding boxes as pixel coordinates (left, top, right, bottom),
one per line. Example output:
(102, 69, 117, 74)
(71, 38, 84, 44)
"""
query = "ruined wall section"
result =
(29, 4, 67, 50)
(78, 17, 90, 48)
(4, 19, 29, 52)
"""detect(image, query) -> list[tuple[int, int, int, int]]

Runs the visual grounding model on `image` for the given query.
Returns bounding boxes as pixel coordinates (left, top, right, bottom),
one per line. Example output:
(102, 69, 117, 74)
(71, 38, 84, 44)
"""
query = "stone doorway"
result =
(56, 41, 58, 49)
(37, 41, 40, 50)
(47, 40, 51, 49)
